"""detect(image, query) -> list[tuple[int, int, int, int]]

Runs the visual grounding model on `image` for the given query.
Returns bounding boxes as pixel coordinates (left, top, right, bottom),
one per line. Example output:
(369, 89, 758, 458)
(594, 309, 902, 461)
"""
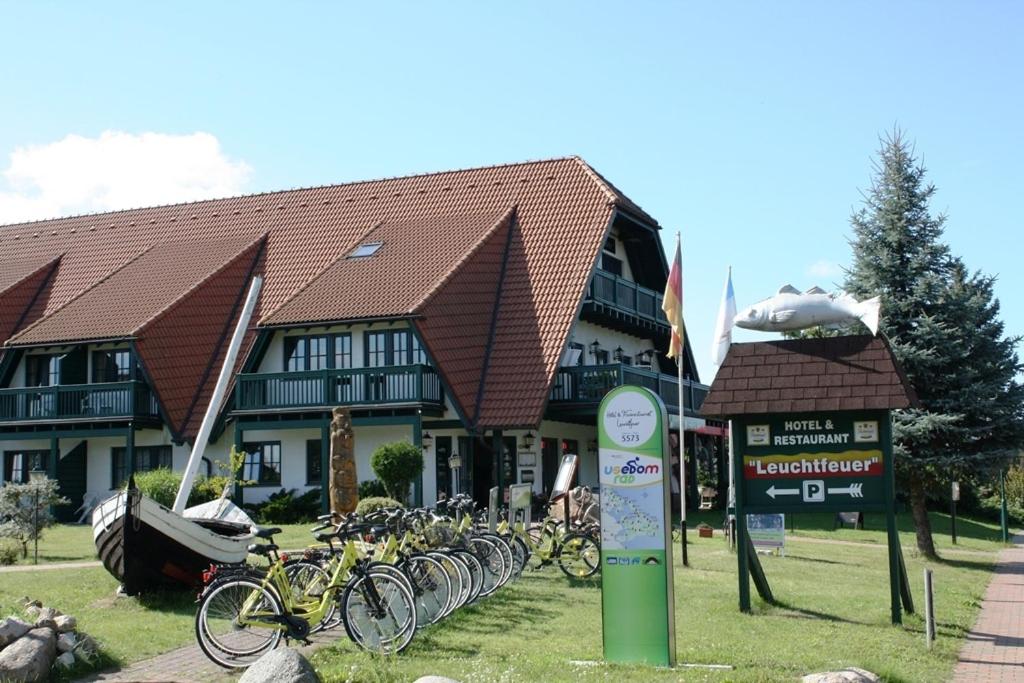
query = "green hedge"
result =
(355, 497, 403, 516)
(132, 469, 232, 509)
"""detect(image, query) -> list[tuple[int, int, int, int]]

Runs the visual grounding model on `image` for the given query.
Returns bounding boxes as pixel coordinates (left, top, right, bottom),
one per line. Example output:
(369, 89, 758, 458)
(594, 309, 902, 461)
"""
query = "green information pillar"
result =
(598, 385, 676, 667)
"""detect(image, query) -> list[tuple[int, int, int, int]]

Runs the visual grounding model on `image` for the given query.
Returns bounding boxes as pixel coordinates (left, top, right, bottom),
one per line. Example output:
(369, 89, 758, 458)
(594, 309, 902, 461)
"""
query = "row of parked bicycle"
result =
(193, 492, 602, 668)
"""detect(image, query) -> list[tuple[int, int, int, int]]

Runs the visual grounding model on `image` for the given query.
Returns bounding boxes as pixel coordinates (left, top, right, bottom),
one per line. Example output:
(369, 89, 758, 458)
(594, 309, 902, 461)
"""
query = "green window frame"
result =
(363, 329, 430, 367)
(111, 445, 172, 488)
(92, 349, 134, 383)
(26, 355, 60, 387)
(306, 439, 322, 485)
(242, 441, 282, 486)
(3, 450, 48, 484)
(284, 333, 352, 371)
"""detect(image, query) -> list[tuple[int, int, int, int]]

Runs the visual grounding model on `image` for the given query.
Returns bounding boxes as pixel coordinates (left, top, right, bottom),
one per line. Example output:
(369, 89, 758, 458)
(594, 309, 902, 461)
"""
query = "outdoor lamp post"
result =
(421, 431, 433, 451)
(29, 466, 46, 565)
(521, 431, 535, 450)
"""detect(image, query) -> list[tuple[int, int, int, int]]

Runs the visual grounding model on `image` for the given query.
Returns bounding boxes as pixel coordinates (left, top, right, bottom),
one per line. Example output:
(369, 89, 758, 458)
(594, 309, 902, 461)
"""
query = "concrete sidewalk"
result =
(952, 533, 1024, 682)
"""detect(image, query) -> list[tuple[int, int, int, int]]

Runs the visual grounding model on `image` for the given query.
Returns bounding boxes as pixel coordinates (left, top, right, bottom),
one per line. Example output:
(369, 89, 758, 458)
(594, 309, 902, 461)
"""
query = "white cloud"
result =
(806, 259, 841, 279)
(0, 131, 251, 225)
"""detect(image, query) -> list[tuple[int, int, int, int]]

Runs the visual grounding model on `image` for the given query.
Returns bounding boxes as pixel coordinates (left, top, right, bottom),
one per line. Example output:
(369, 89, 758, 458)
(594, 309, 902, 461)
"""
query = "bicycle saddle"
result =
(254, 527, 282, 539)
(247, 543, 278, 555)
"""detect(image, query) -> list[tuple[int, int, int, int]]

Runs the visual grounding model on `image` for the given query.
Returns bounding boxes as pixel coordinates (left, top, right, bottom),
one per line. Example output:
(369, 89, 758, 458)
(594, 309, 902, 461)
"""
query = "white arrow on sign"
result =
(766, 485, 800, 499)
(827, 484, 864, 498)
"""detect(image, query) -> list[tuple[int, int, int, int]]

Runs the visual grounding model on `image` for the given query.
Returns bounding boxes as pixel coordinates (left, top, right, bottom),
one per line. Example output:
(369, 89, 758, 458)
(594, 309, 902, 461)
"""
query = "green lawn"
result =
(311, 530, 998, 682)
(0, 515, 1004, 681)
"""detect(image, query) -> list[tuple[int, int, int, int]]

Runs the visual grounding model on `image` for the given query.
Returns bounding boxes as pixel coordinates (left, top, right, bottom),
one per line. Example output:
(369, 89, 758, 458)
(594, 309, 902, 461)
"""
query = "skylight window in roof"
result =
(348, 242, 383, 258)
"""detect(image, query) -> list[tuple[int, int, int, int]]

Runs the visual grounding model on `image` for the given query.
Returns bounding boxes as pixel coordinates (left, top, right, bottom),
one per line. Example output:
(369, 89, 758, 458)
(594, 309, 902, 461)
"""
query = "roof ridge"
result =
(410, 207, 517, 314)
(256, 221, 383, 325)
(135, 233, 269, 335)
(6, 245, 156, 345)
(0, 156, 581, 230)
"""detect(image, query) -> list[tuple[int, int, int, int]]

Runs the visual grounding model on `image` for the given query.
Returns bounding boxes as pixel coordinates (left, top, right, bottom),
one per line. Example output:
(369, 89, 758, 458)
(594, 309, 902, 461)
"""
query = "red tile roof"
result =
(0, 257, 60, 346)
(0, 157, 648, 435)
(700, 335, 918, 417)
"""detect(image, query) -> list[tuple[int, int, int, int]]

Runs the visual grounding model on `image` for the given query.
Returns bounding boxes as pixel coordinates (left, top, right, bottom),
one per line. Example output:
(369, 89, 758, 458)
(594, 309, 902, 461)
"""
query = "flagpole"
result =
(676, 231, 688, 567)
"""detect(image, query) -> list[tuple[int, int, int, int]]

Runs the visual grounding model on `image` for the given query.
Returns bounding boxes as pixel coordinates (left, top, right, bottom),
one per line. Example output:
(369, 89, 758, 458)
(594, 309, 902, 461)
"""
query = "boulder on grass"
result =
(802, 668, 881, 683)
(33, 608, 59, 631)
(53, 615, 76, 633)
(0, 618, 32, 649)
(238, 648, 319, 683)
(0, 627, 56, 682)
(56, 632, 77, 653)
(55, 651, 76, 669)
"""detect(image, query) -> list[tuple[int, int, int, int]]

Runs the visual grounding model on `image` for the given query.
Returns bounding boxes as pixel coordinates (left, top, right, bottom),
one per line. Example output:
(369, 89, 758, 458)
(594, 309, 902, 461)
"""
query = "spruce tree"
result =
(845, 130, 1024, 557)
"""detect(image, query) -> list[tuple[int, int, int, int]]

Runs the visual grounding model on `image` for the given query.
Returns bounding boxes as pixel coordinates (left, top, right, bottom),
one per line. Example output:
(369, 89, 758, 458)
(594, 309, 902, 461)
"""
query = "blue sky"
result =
(1, 1, 1020, 382)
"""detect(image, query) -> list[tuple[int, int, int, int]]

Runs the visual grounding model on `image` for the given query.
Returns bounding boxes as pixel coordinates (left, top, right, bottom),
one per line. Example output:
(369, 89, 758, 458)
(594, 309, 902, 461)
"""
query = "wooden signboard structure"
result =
(701, 335, 919, 624)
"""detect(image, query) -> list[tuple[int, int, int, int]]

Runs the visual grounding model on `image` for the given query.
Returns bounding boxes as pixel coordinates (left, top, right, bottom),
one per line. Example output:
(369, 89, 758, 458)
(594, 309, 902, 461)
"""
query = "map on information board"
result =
(599, 449, 665, 550)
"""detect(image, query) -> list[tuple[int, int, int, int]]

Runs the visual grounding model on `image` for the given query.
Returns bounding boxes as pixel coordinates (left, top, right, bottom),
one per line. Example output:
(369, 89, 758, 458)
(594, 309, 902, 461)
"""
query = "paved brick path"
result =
(953, 533, 1024, 682)
(77, 631, 338, 682)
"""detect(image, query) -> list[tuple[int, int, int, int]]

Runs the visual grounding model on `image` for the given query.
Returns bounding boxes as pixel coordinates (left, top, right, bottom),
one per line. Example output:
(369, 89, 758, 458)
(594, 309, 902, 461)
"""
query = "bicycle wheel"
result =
(430, 550, 469, 614)
(557, 533, 601, 579)
(195, 578, 284, 669)
(450, 548, 484, 603)
(468, 537, 504, 597)
(340, 570, 417, 654)
(525, 524, 554, 569)
(283, 560, 335, 632)
(402, 554, 452, 627)
(508, 535, 529, 579)
(483, 533, 515, 587)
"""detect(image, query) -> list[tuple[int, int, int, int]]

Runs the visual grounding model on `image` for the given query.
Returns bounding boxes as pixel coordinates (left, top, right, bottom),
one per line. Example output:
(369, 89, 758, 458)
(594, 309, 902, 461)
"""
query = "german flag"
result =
(662, 236, 683, 358)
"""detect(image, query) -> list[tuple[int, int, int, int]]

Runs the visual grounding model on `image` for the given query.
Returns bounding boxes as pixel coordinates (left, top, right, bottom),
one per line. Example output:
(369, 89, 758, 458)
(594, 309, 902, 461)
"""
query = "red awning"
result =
(695, 425, 728, 437)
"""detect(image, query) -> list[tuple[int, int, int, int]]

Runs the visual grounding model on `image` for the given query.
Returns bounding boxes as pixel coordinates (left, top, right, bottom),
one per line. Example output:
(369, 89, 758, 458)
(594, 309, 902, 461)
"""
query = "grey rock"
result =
(22, 606, 39, 620)
(0, 618, 32, 649)
(56, 632, 77, 653)
(0, 627, 56, 682)
(802, 669, 881, 683)
(16, 598, 38, 609)
(413, 678, 463, 683)
(238, 648, 319, 683)
(53, 615, 76, 633)
(55, 651, 76, 669)
(33, 608, 59, 631)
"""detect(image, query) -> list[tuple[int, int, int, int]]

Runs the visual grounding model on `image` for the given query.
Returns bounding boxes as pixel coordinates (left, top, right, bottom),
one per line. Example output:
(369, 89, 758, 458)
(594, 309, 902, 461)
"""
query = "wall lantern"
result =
(613, 346, 624, 362)
(588, 439, 598, 456)
(589, 340, 601, 358)
(521, 431, 536, 450)
(422, 432, 433, 450)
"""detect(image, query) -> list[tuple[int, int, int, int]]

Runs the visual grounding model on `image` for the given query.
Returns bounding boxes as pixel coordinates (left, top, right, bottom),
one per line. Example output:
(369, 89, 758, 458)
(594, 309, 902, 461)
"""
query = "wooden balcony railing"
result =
(549, 364, 708, 414)
(0, 381, 160, 423)
(234, 364, 443, 412)
(586, 270, 669, 325)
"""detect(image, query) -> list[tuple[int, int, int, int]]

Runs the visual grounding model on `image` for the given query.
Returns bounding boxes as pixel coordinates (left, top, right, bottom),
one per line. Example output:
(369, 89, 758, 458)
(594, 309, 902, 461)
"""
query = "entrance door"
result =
(472, 436, 493, 508)
(435, 436, 453, 500)
(541, 438, 558, 498)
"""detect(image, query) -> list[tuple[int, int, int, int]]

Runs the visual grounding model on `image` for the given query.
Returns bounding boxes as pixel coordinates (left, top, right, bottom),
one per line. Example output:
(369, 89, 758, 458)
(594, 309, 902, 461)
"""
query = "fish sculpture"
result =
(734, 285, 881, 335)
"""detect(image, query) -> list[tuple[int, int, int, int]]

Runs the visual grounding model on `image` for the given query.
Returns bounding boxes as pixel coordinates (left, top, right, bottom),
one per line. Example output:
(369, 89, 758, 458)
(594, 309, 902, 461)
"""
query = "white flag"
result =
(711, 267, 736, 366)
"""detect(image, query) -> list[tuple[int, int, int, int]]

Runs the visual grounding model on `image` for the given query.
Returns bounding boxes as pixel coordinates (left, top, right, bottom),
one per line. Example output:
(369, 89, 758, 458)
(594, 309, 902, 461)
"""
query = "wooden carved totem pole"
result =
(329, 407, 359, 516)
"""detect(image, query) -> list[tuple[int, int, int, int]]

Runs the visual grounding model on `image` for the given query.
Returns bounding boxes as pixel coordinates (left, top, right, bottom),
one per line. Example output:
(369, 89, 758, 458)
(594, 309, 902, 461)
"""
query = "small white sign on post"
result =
(747, 513, 786, 555)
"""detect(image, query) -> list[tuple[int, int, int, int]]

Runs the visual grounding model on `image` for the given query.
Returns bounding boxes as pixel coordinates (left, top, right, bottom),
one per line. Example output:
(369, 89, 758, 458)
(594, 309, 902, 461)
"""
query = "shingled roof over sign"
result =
(700, 335, 918, 417)
(0, 156, 661, 436)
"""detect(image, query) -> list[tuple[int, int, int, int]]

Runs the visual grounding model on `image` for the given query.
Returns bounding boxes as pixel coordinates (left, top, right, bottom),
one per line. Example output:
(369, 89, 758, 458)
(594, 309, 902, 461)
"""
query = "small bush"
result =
(245, 488, 321, 524)
(132, 469, 233, 509)
(355, 497, 403, 516)
(0, 539, 19, 566)
(370, 442, 423, 502)
(189, 476, 232, 507)
(358, 479, 387, 498)
(133, 469, 181, 508)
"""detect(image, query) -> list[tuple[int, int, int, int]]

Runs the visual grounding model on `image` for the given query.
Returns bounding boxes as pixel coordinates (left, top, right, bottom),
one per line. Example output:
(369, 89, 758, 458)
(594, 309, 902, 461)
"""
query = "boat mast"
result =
(172, 276, 263, 514)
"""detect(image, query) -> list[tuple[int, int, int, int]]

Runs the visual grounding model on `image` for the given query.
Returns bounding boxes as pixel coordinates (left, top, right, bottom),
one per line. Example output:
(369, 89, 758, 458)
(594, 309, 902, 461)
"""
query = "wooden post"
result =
(329, 407, 359, 516)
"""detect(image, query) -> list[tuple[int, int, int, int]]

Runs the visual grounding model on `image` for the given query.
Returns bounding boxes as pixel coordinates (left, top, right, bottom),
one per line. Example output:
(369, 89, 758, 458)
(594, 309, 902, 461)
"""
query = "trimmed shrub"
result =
(358, 479, 387, 499)
(133, 469, 182, 508)
(355, 497, 403, 516)
(133, 469, 232, 509)
(370, 442, 423, 502)
(245, 488, 321, 524)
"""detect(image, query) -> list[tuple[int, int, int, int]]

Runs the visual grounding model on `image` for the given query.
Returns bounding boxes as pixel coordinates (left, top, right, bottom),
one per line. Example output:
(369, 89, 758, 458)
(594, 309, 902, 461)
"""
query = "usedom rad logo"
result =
(604, 455, 660, 485)
(607, 555, 661, 566)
